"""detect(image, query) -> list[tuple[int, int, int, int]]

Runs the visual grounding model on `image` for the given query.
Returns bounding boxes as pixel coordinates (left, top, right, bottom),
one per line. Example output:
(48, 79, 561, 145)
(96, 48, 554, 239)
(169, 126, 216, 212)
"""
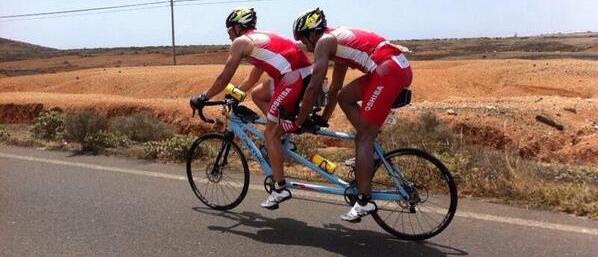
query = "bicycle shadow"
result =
(193, 207, 467, 257)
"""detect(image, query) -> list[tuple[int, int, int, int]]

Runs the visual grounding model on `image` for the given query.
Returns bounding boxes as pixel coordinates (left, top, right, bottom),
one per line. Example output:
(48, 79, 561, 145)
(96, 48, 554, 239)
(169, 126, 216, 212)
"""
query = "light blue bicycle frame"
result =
(226, 112, 411, 201)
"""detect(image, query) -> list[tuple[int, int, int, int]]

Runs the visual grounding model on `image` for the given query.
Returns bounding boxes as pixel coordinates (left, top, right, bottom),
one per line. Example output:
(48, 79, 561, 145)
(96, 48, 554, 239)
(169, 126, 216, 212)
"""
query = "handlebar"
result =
(192, 98, 236, 124)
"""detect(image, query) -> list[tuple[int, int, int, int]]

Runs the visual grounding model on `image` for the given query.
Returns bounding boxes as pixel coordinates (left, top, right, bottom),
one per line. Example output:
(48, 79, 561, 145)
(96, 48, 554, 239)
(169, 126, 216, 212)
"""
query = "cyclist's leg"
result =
(337, 75, 366, 129)
(261, 71, 303, 209)
(356, 60, 412, 193)
(251, 78, 274, 116)
(262, 120, 291, 209)
(264, 120, 284, 182)
(339, 59, 412, 221)
(338, 75, 377, 194)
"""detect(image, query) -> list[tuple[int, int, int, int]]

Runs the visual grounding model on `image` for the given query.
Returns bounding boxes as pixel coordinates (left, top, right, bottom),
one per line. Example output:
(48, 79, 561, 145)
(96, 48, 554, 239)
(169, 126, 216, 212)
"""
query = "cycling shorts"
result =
(267, 67, 312, 123)
(360, 54, 413, 127)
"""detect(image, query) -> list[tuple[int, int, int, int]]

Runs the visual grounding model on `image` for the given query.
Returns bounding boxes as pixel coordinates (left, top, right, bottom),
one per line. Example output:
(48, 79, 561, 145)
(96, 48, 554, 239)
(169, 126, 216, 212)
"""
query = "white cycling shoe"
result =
(340, 200, 377, 223)
(260, 189, 292, 210)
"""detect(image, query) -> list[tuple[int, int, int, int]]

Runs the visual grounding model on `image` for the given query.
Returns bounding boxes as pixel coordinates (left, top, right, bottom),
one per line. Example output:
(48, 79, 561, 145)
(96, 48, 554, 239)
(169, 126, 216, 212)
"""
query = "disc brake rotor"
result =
(205, 162, 223, 183)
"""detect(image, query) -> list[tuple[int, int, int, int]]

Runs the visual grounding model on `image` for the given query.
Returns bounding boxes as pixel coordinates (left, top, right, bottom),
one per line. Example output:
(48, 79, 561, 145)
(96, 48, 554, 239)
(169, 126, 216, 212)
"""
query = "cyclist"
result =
(286, 8, 413, 222)
(189, 7, 312, 209)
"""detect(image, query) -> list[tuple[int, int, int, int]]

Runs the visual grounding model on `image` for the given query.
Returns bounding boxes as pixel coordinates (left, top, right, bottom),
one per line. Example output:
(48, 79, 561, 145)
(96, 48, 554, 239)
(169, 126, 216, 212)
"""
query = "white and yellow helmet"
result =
(293, 8, 327, 40)
(226, 7, 257, 29)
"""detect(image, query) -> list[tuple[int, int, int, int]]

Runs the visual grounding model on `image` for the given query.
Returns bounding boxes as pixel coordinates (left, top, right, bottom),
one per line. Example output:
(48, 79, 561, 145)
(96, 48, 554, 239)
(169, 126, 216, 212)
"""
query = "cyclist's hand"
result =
(280, 119, 299, 134)
(311, 114, 329, 127)
(189, 93, 208, 110)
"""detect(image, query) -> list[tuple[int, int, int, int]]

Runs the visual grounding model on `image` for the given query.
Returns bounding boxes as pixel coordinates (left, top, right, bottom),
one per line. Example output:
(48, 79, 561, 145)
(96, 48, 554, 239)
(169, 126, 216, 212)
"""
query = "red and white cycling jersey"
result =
(327, 27, 407, 73)
(242, 30, 311, 81)
(326, 26, 412, 127)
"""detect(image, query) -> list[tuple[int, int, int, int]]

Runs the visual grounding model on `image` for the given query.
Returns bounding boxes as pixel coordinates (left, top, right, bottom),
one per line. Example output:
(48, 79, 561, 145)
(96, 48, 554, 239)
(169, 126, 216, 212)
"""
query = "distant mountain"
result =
(0, 37, 59, 62)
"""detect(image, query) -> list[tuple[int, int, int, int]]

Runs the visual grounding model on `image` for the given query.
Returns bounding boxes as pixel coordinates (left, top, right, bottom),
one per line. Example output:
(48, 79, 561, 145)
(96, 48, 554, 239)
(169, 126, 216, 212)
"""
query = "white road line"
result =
(2, 151, 597, 236)
(0, 152, 186, 181)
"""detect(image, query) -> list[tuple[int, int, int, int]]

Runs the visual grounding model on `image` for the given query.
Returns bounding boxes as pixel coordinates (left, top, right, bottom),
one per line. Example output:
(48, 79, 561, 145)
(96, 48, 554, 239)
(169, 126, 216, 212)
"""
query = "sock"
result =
(356, 193, 371, 206)
(273, 180, 286, 193)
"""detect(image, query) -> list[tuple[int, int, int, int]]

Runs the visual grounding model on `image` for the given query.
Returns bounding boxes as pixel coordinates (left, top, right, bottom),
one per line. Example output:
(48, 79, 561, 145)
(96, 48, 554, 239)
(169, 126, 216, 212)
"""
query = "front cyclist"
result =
(285, 8, 413, 222)
(190, 7, 312, 209)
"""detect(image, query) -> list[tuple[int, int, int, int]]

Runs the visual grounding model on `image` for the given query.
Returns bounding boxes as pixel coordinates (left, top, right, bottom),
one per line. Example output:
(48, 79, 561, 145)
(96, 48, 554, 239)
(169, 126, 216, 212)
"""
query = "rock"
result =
(563, 107, 577, 114)
(446, 109, 457, 116)
(536, 114, 564, 131)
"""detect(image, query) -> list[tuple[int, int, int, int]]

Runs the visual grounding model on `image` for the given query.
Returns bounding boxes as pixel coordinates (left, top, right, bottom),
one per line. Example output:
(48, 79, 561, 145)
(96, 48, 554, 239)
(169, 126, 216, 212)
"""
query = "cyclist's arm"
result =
(203, 38, 252, 99)
(321, 62, 348, 120)
(238, 66, 264, 92)
(295, 35, 336, 125)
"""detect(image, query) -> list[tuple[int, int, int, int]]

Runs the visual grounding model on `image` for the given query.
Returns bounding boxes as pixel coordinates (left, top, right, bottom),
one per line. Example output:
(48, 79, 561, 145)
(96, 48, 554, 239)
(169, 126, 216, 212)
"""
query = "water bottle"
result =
(315, 78, 329, 108)
(310, 154, 337, 174)
(224, 83, 246, 102)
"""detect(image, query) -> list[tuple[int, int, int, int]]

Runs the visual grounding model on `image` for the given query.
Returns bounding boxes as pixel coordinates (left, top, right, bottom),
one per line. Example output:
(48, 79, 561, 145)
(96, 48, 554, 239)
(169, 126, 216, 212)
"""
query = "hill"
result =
(1, 31, 596, 76)
(0, 37, 59, 61)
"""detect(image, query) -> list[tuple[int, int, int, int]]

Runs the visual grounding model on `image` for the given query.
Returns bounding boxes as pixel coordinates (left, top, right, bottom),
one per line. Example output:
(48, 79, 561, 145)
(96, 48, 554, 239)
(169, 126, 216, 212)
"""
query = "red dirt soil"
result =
(1, 59, 597, 165)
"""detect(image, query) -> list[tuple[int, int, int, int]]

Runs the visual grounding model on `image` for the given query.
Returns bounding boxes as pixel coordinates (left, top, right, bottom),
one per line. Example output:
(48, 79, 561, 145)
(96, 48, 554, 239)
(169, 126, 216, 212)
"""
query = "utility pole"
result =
(170, 0, 177, 65)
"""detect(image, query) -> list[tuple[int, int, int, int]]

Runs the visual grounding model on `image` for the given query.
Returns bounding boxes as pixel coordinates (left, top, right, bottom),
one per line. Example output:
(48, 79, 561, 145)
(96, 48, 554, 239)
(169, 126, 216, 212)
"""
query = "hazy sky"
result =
(1, 0, 597, 49)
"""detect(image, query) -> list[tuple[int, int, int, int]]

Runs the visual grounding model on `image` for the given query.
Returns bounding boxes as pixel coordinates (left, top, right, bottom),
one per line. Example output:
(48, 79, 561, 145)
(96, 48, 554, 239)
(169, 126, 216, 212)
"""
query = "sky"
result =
(1, 0, 597, 49)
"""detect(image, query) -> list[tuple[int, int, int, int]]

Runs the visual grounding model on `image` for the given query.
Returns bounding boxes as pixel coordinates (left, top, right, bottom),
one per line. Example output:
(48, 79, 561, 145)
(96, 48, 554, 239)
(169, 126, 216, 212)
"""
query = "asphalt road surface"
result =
(1, 145, 597, 257)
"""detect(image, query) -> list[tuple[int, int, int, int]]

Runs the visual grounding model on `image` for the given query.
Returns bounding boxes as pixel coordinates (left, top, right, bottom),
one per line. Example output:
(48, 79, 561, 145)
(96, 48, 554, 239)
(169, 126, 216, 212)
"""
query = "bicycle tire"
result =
(186, 133, 250, 210)
(371, 148, 457, 241)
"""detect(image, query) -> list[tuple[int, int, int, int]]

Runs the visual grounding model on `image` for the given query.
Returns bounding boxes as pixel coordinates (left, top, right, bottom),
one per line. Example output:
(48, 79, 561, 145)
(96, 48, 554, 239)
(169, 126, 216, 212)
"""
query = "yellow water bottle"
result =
(310, 154, 337, 174)
(224, 83, 246, 102)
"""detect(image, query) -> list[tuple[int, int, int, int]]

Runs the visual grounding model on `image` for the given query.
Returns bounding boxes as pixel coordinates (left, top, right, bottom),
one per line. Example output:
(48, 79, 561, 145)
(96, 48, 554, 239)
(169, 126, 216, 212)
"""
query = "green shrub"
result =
(84, 130, 132, 150)
(63, 110, 108, 151)
(109, 114, 173, 142)
(30, 111, 65, 140)
(143, 134, 195, 161)
(0, 126, 10, 141)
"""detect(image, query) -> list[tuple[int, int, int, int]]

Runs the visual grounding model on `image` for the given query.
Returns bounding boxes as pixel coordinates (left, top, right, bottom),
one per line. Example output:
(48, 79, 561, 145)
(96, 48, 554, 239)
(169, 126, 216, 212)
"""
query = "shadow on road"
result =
(193, 207, 467, 257)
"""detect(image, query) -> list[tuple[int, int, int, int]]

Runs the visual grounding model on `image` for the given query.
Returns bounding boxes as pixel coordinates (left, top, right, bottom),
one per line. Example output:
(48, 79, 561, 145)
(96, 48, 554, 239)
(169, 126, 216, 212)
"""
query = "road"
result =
(1, 145, 597, 257)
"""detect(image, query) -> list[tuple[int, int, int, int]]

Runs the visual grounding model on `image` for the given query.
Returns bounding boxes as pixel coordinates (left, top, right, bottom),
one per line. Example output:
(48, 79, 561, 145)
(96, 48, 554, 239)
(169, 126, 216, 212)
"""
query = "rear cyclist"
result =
(287, 8, 413, 222)
(189, 7, 312, 209)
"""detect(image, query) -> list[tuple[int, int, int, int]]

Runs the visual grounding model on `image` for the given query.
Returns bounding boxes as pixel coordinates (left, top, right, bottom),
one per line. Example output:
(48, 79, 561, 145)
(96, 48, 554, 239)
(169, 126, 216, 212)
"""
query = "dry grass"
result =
(109, 114, 174, 142)
(377, 112, 598, 218)
(0, 124, 45, 147)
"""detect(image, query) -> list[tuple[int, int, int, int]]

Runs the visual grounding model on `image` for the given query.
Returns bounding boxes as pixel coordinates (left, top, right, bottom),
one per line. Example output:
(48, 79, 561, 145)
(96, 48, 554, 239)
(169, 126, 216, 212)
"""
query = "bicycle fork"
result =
(211, 131, 234, 174)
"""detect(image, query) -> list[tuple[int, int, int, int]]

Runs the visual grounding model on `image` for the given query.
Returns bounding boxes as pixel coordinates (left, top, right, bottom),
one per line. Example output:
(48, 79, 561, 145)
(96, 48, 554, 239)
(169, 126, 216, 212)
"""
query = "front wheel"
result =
(371, 148, 458, 241)
(186, 133, 250, 210)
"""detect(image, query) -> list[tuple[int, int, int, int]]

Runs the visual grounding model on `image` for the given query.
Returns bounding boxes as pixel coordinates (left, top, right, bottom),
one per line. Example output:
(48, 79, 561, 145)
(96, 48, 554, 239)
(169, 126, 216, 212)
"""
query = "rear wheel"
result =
(186, 133, 250, 210)
(371, 148, 457, 241)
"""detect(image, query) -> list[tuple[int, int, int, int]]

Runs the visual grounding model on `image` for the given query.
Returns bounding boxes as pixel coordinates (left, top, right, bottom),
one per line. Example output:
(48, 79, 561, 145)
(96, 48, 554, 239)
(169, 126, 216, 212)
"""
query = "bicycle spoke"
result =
(371, 148, 457, 240)
(187, 134, 250, 210)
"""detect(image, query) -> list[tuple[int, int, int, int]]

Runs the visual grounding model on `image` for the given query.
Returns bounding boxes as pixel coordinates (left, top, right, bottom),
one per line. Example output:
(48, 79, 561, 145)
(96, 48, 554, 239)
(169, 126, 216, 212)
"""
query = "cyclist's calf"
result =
(264, 121, 286, 182)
